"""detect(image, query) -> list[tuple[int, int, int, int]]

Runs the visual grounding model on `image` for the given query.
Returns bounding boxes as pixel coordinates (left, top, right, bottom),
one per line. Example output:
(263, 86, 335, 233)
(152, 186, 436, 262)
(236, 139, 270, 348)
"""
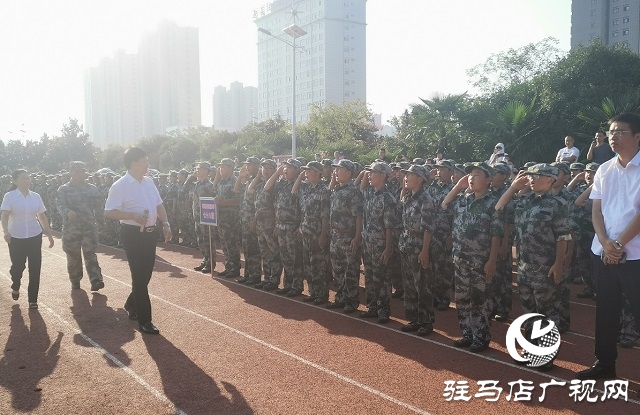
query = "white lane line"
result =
(0, 273, 187, 415)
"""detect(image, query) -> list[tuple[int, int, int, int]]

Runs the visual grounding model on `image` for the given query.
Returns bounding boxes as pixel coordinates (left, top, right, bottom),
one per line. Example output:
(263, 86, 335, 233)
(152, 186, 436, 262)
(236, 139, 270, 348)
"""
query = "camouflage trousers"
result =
(178, 210, 197, 245)
(620, 292, 640, 342)
(218, 217, 241, 272)
(195, 223, 212, 262)
(517, 261, 561, 328)
(101, 219, 120, 245)
(167, 207, 178, 242)
(490, 253, 513, 316)
(330, 233, 360, 307)
(430, 239, 454, 301)
(389, 249, 403, 292)
(454, 256, 492, 343)
(62, 228, 103, 284)
(241, 222, 262, 279)
(556, 271, 571, 333)
(277, 227, 303, 291)
(302, 231, 330, 301)
(362, 237, 392, 318)
(256, 218, 282, 284)
(400, 250, 434, 324)
(573, 232, 595, 291)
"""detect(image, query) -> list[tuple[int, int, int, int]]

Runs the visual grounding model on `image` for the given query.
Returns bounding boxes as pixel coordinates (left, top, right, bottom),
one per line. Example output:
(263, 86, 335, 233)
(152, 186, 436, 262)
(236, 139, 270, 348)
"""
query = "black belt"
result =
(122, 223, 156, 232)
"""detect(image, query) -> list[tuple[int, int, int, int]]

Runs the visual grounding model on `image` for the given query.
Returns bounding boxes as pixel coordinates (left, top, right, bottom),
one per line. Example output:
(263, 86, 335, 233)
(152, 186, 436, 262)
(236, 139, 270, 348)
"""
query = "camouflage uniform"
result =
(271, 177, 302, 292)
(165, 174, 180, 243)
(254, 176, 282, 285)
(56, 178, 104, 287)
(572, 186, 595, 295)
(386, 176, 404, 296)
(192, 178, 216, 264)
(178, 177, 197, 246)
(490, 179, 513, 318)
(329, 179, 364, 308)
(47, 179, 62, 231)
(298, 177, 331, 301)
(215, 174, 241, 273)
(239, 173, 262, 281)
(450, 190, 503, 345)
(550, 184, 575, 333)
(514, 187, 571, 330)
(361, 181, 399, 320)
(399, 184, 437, 328)
(428, 180, 455, 306)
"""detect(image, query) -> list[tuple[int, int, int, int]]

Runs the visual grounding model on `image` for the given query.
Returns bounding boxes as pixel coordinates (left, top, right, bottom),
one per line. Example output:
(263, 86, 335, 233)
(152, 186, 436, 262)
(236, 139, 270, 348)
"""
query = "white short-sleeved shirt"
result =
(590, 150, 640, 259)
(104, 172, 163, 227)
(0, 189, 46, 238)
(556, 146, 580, 162)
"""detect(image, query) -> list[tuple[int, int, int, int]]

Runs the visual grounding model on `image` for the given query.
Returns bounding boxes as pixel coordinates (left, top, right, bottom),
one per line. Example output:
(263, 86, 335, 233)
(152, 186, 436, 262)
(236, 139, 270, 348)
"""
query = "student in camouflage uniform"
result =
(398, 165, 436, 335)
(178, 170, 197, 247)
(428, 159, 455, 311)
(293, 161, 330, 304)
(326, 159, 363, 313)
(489, 163, 513, 322)
(56, 161, 105, 291)
(214, 158, 241, 277)
(235, 157, 262, 284)
(263, 159, 303, 296)
(388, 162, 407, 300)
(248, 159, 282, 290)
(442, 162, 503, 353)
(496, 164, 571, 370)
(48, 176, 62, 231)
(101, 174, 119, 246)
(358, 161, 399, 323)
(192, 162, 216, 274)
(165, 171, 180, 243)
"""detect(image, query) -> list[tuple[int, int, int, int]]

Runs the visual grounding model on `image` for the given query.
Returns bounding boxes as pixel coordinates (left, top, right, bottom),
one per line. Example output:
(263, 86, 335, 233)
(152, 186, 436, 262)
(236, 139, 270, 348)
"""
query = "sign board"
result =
(199, 197, 217, 226)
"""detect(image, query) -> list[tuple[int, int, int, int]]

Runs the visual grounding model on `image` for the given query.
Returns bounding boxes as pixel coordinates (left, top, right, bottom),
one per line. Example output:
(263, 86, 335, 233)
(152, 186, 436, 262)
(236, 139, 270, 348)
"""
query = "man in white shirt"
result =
(577, 113, 640, 380)
(555, 135, 580, 163)
(104, 147, 172, 335)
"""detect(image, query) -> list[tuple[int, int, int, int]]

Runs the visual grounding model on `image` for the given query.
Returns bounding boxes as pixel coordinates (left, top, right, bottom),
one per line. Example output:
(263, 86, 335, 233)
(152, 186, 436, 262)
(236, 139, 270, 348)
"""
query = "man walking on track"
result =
(104, 147, 172, 335)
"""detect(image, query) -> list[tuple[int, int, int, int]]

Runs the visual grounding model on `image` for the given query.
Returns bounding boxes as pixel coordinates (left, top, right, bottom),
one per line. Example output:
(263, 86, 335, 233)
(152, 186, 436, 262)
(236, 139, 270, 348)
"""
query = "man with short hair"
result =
(104, 147, 172, 335)
(577, 113, 640, 380)
(556, 135, 580, 163)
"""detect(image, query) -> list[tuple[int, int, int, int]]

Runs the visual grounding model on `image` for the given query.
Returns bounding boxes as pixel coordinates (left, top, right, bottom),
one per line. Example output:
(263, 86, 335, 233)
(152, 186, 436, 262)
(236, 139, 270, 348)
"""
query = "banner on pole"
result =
(199, 197, 217, 226)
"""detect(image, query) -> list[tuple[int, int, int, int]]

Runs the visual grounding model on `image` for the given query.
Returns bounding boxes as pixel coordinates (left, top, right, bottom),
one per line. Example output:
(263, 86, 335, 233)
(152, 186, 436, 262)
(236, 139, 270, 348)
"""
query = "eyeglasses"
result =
(606, 130, 634, 138)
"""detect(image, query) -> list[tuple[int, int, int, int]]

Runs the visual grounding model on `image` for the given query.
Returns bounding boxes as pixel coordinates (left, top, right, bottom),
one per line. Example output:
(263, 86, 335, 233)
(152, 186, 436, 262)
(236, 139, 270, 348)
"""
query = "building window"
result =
(623, 16, 630, 23)
(623, 4, 630, 11)
(613, 6, 619, 13)
(623, 28, 630, 35)
(613, 30, 620, 37)
(613, 18, 620, 25)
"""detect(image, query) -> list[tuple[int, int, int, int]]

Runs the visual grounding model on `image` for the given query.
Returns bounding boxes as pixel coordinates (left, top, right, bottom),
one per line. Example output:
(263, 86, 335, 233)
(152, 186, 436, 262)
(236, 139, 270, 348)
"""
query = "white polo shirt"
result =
(590, 150, 640, 259)
(104, 172, 162, 227)
(0, 189, 46, 238)
(556, 146, 580, 162)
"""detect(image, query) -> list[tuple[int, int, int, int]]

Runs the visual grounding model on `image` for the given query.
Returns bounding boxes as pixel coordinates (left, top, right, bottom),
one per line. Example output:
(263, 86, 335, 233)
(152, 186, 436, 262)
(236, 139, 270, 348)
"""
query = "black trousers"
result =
(593, 255, 640, 368)
(121, 224, 158, 325)
(9, 233, 42, 303)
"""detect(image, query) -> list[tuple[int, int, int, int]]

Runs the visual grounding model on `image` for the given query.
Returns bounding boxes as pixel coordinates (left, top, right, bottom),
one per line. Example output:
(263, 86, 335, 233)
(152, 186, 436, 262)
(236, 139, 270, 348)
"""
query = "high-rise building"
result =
(571, 0, 640, 53)
(254, 0, 366, 123)
(85, 21, 201, 147)
(213, 82, 259, 132)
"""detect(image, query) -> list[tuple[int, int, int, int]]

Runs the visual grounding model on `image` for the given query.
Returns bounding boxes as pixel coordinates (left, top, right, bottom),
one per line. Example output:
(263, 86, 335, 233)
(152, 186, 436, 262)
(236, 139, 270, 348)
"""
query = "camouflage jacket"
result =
(239, 176, 256, 226)
(514, 192, 571, 267)
(269, 178, 300, 230)
(398, 188, 437, 254)
(450, 191, 504, 261)
(192, 179, 215, 218)
(428, 181, 454, 243)
(56, 181, 102, 231)
(298, 181, 330, 236)
(165, 182, 179, 212)
(215, 175, 239, 221)
(157, 184, 169, 203)
(427, 180, 454, 204)
(330, 181, 363, 233)
(254, 178, 276, 221)
(362, 186, 399, 243)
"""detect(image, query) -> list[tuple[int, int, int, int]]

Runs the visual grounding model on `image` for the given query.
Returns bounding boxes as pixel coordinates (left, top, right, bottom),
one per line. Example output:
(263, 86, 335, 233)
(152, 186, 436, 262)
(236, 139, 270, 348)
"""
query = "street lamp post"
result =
(258, 24, 306, 158)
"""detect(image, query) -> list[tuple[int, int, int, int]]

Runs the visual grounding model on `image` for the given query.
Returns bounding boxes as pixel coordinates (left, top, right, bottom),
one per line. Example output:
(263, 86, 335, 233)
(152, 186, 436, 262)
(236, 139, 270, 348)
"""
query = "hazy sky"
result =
(0, 0, 571, 142)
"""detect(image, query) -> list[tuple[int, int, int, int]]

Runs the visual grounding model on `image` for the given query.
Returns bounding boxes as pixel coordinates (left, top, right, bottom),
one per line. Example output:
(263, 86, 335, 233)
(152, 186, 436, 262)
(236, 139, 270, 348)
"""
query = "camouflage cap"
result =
(395, 161, 411, 170)
(283, 158, 302, 169)
(295, 157, 308, 166)
(69, 161, 86, 171)
(196, 161, 211, 170)
(216, 158, 235, 168)
(520, 161, 537, 170)
(242, 156, 261, 165)
(569, 162, 586, 171)
(331, 159, 356, 173)
(550, 161, 571, 175)
(412, 157, 426, 165)
(464, 161, 493, 176)
(365, 161, 392, 176)
(320, 159, 333, 168)
(401, 164, 430, 182)
(524, 163, 559, 180)
(454, 163, 466, 174)
(585, 162, 600, 172)
(300, 161, 324, 173)
(260, 159, 277, 169)
(436, 159, 455, 170)
(492, 163, 511, 175)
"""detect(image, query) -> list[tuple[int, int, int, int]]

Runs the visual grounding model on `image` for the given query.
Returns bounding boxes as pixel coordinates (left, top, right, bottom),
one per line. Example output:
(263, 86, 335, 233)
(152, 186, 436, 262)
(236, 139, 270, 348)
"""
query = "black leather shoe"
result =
(139, 322, 160, 335)
(302, 295, 317, 303)
(469, 340, 489, 353)
(454, 337, 473, 348)
(276, 287, 291, 295)
(90, 281, 105, 291)
(416, 324, 433, 336)
(359, 309, 378, 318)
(217, 269, 230, 277)
(326, 301, 344, 309)
(400, 321, 421, 332)
(194, 261, 207, 271)
(576, 361, 616, 380)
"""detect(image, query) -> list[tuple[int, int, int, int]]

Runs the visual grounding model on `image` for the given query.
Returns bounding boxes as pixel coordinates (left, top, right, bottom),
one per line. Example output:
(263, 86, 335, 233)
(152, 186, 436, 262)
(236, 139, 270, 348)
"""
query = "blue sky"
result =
(0, 0, 571, 141)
